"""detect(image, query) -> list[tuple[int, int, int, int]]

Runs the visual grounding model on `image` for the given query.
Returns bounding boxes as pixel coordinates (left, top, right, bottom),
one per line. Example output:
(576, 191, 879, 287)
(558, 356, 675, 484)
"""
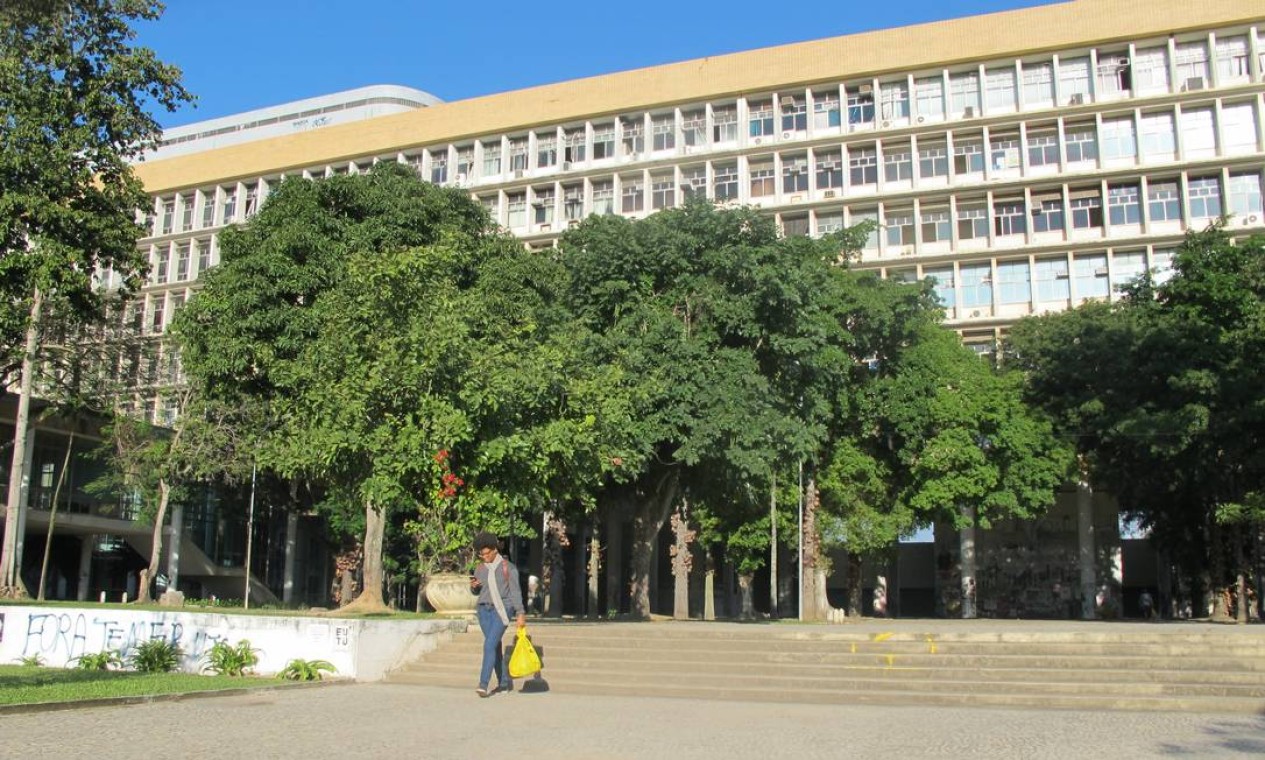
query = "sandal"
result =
(475, 687, 491, 698)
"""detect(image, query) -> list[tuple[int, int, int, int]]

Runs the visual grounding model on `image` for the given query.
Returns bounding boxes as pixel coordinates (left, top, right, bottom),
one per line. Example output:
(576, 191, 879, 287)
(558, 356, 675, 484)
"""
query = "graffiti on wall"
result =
(20, 611, 229, 662)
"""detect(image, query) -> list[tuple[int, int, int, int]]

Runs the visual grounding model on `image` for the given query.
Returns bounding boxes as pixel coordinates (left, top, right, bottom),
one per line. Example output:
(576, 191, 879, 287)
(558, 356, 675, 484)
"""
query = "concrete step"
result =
(425, 633, 1265, 660)
(398, 654, 1265, 686)
(386, 622, 1265, 713)
(421, 642, 1265, 673)
(393, 660, 1265, 699)
(387, 670, 1265, 714)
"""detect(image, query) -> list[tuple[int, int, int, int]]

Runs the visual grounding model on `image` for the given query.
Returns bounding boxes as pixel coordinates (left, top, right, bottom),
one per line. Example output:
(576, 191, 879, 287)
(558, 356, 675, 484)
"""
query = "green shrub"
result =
(201, 639, 259, 676)
(75, 650, 123, 671)
(129, 639, 184, 673)
(278, 658, 336, 682)
(17, 654, 44, 667)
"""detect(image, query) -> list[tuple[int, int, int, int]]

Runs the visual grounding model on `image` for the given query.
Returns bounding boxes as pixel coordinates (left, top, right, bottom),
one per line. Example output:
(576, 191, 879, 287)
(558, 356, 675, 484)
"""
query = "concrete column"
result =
(960, 505, 977, 619)
(166, 500, 183, 591)
(603, 515, 623, 616)
(76, 534, 94, 602)
(283, 511, 298, 605)
(1077, 472, 1097, 619)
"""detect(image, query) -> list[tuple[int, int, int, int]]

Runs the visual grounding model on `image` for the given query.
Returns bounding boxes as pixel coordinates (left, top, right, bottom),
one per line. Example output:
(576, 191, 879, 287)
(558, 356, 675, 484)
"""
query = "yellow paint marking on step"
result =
(926, 635, 937, 654)
(873, 632, 894, 642)
(885, 654, 895, 668)
(850, 642, 857, 654)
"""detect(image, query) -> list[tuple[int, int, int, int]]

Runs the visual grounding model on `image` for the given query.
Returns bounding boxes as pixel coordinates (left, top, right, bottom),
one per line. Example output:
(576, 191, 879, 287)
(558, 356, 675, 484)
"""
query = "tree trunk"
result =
(703, 550, 716, 621)
(670, 502, 694, 620)
(338, 500, 388, 614)
(541, 512, 566, 617)
(1236, 537, 1248, 625)
(586, 526, 601, 619)
(737, 573, 755, 620)
(959, 503, 978, 619)
(629, 471, 679, 620)
(1, 287, 41, 598)
(37, 431, 75, 600)
(800, 473, 824, 621)
(845, 551, 863, 618)
(136, 479, 172, 605)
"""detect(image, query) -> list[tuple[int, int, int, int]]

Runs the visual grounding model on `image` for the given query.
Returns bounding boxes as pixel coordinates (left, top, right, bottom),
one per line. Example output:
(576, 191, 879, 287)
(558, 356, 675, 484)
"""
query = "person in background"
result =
(469, 531, 526, 697)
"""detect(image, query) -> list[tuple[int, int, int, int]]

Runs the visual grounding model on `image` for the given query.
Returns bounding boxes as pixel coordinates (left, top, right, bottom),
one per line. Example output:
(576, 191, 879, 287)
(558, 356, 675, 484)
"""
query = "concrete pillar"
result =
(76, 534, 94, 602)
(603, 515, 623, 616)
(283, 511, 298, 605)
(1077, 473, 1097, 619)
(166, 500, 183, 591)
(959, 505, 977, 619)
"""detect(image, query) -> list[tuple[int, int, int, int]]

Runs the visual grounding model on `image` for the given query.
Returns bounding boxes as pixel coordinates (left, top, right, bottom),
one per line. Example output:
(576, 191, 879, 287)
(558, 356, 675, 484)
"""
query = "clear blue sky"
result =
(137, 0, 1063, 129)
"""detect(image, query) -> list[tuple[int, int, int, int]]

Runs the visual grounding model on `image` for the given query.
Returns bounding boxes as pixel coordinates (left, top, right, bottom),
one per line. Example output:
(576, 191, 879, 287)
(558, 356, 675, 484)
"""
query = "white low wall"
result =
(0, 605, 467, 681)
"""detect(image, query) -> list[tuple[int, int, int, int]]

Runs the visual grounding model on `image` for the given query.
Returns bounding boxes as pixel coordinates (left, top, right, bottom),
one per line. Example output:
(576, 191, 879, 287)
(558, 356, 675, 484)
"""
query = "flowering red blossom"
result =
(433, 449, 449, 463)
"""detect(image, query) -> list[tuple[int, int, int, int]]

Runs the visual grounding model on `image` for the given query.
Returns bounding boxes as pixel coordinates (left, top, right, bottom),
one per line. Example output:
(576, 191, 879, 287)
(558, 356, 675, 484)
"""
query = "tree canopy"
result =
(1009, 227, 1265, 612)
(1, 0, 191, 596)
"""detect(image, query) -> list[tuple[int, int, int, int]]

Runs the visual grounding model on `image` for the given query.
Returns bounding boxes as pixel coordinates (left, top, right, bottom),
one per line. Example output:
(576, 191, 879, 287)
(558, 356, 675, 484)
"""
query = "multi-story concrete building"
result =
(10, 0, 1263, 614)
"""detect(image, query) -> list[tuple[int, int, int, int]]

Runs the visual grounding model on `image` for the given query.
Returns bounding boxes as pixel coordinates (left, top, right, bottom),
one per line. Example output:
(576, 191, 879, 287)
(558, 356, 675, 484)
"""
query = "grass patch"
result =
(0, 665, 282, 706)
(0, 599, 435, 620)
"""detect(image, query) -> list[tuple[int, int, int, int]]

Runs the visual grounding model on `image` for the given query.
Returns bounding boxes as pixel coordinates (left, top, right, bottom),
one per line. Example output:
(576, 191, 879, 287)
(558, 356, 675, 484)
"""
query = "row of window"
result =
(149, 93, 1262, 241)
(884, 246, 1178, 319)
(399, 28, 1265, 188)
(143, 238, 216, 286)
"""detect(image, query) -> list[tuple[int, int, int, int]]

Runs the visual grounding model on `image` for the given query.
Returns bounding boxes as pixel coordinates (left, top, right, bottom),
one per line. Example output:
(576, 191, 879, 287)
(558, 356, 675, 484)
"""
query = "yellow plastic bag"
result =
(508, 627, 542, 678)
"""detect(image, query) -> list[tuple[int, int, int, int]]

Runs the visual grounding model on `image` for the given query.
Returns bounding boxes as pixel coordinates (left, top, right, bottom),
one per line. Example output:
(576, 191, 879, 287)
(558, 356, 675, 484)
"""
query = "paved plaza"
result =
(2, 681, 1263, 759)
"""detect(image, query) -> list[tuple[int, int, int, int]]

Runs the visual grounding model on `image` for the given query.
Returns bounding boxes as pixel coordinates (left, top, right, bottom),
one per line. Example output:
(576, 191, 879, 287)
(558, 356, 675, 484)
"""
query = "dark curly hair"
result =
(473, 531, 499, 553)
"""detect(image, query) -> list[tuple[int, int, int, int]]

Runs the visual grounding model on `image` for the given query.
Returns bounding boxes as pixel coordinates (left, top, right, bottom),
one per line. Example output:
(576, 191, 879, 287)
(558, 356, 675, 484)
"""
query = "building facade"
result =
(80, 0, 1265, 615)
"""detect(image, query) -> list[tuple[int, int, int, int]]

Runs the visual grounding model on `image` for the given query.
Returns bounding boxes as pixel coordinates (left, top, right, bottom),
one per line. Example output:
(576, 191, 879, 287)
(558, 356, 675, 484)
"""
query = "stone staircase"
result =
(385, 620, 1265, 713)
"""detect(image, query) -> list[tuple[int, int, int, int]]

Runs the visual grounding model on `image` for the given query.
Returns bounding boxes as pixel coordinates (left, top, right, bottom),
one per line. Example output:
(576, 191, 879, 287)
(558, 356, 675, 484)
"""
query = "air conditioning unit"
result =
(970, 310, 982, 318)
(539, 223, 551, 231)
(881, 120, 892, 129)
(963, 106, 977, 118)
(1093, 266, 1109, 276)
(916, 116, 926, 124)
(858, 84, 873, 94)
(753, 137, 763, 145)
(455, 173, 468, 185)
(779, 95, 796, 108)
(1182, 76, 1207, 91)
(790, 195, 804, 203)
(782, 131, 793, 139)
(562, 161, 573, 170)
(823, 190, 837, 199)
(568, 219, 581, 228)
(512, 170, 524, 179)
(1055, 271, 1070, 279)
(1241, 214, 1259, 225)
(1068, 93, 1086, 106)
(900, 246, 915, 256)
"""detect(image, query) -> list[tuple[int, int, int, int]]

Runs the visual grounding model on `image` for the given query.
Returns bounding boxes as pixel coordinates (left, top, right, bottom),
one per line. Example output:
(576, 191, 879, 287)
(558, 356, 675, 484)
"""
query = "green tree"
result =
(560, 200, 884, 619)
(0, 0, 192, 596)
(176, 164, 601, 612)
(1009, 228, 1265, 620)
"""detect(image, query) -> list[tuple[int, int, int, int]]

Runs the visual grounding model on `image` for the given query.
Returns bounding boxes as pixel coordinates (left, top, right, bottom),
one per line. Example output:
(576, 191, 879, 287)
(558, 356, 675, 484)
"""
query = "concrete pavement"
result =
(3, 681, 1264, 759)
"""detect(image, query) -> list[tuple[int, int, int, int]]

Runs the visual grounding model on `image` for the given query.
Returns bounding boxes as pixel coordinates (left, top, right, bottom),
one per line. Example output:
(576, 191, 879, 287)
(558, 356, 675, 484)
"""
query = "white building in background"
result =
(146, 84, 442, 160)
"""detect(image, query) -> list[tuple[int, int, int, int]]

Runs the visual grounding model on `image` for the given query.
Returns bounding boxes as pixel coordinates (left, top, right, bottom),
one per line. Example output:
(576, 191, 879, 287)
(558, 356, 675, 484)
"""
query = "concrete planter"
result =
(424, 573, 478, 616)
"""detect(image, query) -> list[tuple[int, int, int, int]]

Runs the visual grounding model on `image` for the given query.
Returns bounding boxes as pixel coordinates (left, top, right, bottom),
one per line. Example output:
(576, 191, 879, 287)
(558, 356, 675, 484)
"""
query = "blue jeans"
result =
(476, 605, 508, 689)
